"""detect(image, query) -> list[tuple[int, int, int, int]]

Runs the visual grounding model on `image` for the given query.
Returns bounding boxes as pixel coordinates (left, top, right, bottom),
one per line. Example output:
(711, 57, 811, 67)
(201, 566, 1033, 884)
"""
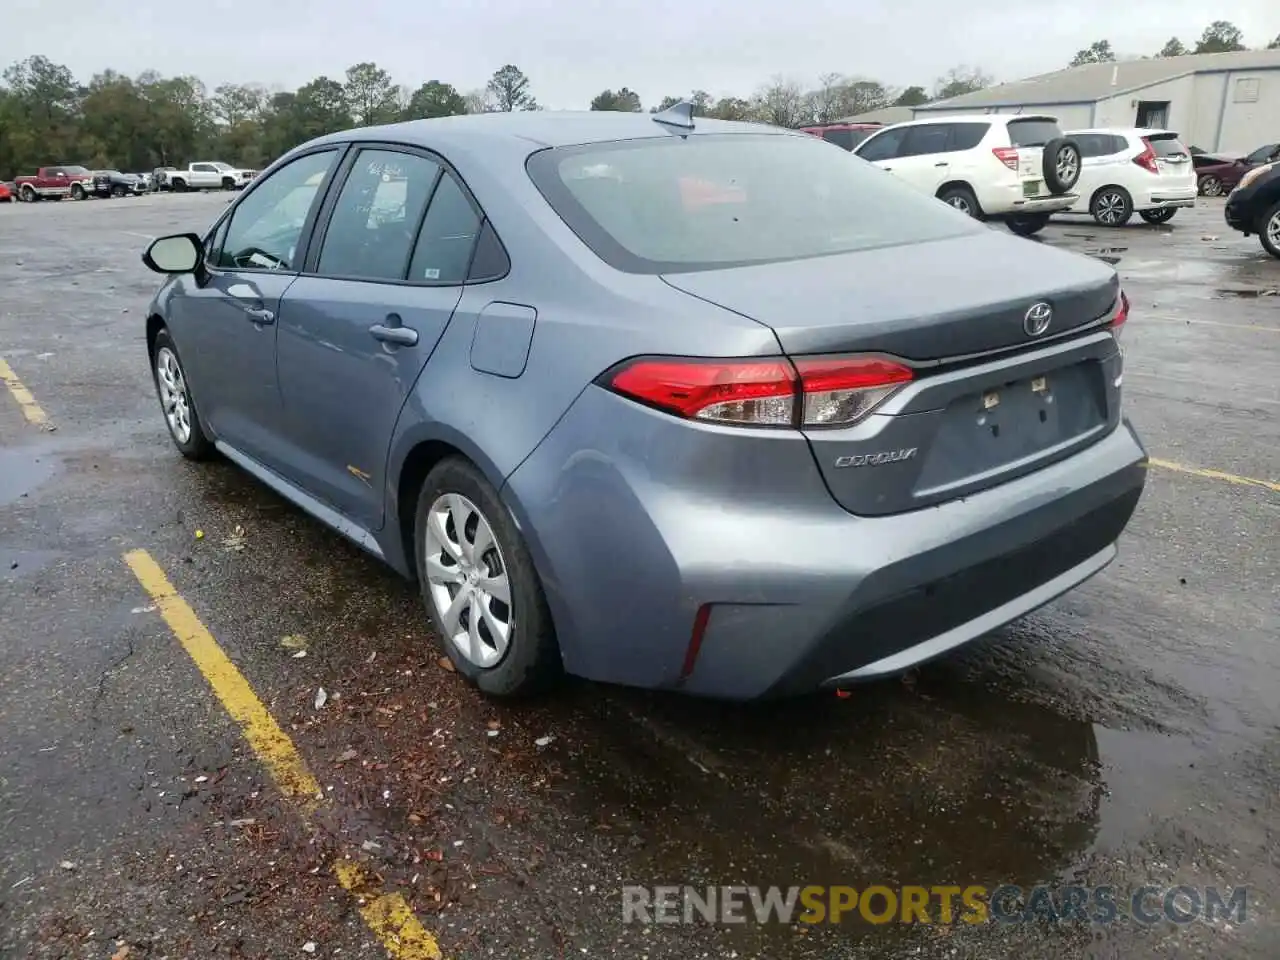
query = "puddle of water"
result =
(0, 447, 59, 506)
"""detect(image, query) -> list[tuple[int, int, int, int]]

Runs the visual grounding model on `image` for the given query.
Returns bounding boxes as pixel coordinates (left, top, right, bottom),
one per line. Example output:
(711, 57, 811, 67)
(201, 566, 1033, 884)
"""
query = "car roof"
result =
(308, 110, 784, 152)
(877, 113, 1059, 129)
(1067, 127, 1178, 137)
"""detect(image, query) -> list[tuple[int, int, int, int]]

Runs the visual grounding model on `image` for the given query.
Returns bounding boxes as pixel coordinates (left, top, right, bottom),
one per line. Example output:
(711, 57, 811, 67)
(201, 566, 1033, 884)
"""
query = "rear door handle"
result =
(244, 307, 274, 324)
(369, 323, 418, 347)
(934, 162, 948, 167)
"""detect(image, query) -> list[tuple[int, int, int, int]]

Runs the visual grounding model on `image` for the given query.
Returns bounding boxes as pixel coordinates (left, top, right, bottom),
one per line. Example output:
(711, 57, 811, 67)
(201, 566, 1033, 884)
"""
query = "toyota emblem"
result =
(1024, 301, 1053, 337)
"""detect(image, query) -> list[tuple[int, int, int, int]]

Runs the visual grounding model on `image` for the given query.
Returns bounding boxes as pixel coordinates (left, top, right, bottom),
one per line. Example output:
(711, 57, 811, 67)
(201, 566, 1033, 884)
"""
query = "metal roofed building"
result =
(911, 50, 1280, 154)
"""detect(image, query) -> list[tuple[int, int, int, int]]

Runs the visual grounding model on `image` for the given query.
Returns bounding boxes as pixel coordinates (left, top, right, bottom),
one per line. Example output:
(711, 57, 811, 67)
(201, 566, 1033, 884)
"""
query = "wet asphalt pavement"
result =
(1, 192, 1277, 959)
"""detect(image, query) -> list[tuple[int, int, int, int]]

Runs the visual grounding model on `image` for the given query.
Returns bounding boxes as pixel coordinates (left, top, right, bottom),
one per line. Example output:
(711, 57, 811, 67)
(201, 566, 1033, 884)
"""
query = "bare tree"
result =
(753, 76, 806, 128)
(934, 65, 993, 101)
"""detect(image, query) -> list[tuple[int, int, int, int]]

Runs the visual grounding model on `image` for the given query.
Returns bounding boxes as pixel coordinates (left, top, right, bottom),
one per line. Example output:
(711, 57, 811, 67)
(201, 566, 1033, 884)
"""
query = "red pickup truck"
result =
(13, 165, 95, 202)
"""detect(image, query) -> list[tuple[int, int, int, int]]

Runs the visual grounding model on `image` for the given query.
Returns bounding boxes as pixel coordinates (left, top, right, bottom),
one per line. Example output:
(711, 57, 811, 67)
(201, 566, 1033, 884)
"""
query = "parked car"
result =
(1063, 128, 1196, 226)
(851, 114, 1082, 237)
(13, 165, 94, 201)
(166, 161, 258, 192)
(1224, 158, 1280, 259)
(132, 171, 154, 191)
(1193, 154, 1252, 197)
(798, 122, 883, 151)
(0, 181, 12, 202)
(137, 107, 1146, 701)
(89, 170, 145, 198)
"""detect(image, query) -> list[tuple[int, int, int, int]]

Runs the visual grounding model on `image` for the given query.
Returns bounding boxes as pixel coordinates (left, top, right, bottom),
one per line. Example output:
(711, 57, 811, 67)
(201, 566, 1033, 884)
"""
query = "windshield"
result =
(213, 162, 233, 171)
(526, 132, 983, 274)
(63, 166, 90, 176)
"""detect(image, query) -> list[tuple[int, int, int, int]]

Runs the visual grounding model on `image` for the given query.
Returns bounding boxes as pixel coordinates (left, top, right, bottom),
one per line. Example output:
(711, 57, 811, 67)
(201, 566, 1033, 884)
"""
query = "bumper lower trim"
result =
(823, 544, 1116, 684)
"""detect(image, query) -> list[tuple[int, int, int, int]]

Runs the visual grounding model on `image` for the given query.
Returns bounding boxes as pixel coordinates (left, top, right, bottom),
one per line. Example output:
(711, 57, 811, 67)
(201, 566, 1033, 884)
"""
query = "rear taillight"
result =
(602, 355, 915, 428)
(992, 147, 1019, 171)
(1134, 139, 1159, 174)
(1109, 290, 1129, 342)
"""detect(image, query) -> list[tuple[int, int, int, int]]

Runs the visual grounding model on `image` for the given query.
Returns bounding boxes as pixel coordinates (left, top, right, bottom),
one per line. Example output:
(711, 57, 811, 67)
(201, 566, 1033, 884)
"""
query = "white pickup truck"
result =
(159, 162, 258, 192)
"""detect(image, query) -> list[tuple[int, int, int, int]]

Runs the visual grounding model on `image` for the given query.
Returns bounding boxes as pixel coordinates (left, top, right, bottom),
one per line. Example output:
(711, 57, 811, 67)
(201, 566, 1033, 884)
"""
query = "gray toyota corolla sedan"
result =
(140, 105, 1148, 700)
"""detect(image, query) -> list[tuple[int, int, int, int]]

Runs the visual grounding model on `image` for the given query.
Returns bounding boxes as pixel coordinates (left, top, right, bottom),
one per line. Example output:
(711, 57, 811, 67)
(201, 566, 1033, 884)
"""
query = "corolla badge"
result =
(834, 447, 917, 469)
(1024, 301, 1053, 336)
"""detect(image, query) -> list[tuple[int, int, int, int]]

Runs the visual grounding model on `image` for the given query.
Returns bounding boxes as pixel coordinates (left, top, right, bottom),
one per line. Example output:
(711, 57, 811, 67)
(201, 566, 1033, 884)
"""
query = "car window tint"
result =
(1147, 135, 1189, 158)
(317, 149, 442, 281)
(466, 220, 510, 282)
(899, 125, 952, 157)
(407, 173, 481, 284)
(1244, 144, 1277, 164)
(215, 150, 337, 272)
(855, 127, 906, 162)
(1007, 118, 1063, 147)
(821, 129, 855, 150)
(949, 123, 990, 151)
(528, 132, 985, 274)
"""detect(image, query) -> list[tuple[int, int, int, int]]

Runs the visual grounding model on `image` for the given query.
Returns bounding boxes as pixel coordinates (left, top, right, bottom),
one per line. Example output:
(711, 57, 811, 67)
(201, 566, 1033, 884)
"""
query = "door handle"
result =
(934, 162, 949, 167)
(369, 323, 419, 347)
(882, 166, 893, 172)
(243, 307, 274, 324)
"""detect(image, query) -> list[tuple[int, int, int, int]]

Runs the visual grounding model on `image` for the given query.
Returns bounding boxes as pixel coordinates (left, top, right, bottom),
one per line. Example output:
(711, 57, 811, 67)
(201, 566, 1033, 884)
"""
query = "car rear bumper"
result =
(982, 186, 1078, 217)
(1139, 185, 1197, 209)
(505, 387, 1148, 700)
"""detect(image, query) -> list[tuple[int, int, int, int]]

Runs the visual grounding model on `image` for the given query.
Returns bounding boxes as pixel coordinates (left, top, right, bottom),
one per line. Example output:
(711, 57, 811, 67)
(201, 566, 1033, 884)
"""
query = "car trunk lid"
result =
(661, 231, 1124, 516)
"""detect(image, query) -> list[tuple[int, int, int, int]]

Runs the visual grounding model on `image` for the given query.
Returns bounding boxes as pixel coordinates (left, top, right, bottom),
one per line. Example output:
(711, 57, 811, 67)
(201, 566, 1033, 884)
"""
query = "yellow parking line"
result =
(334, 861, 444, 960)
(1150, 458, 1280, 494)
(122, 548, 444, 959)
(0, 357, 51, 428)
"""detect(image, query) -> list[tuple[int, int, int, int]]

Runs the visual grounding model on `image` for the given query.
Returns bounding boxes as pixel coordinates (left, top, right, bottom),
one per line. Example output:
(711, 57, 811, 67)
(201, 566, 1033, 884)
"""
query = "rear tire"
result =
(1139, 208, 1177, 225)
(1006, 213, 1052, 237)
(1090, 186, 1133, 227)
(1260, 200, 1280, 260)
(150, 329, 214, 460)
(111, 185, 126, 198)
(937, 185, 982, 219)
(19, 184, 36, 202)
(414, 457, 561, 698)
(1198, 175, 1223, 197)
(1043, 138, 1082, 194)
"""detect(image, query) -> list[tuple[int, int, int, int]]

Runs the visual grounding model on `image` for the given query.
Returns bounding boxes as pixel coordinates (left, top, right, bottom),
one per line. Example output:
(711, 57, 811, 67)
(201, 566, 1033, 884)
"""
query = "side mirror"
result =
(142, 233, 204, 274)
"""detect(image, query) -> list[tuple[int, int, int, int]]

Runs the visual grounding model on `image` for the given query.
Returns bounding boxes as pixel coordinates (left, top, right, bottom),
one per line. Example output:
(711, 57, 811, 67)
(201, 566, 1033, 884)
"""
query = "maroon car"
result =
(798, 122, 883, 151)
(1194, 142, 1280, 196)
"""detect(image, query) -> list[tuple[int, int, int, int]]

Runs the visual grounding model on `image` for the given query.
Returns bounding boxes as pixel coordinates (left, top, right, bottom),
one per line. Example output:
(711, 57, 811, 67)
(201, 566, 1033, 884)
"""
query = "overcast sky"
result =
(4, 0, 1278, 108)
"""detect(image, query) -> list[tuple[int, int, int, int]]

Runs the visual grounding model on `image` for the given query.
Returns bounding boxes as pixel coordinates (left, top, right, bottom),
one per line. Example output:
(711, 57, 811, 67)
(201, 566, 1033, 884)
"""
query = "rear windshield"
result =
(1147, 135, 1189, 158)
(525, 132, 983, 274)
(1006, 119, 1063, 148)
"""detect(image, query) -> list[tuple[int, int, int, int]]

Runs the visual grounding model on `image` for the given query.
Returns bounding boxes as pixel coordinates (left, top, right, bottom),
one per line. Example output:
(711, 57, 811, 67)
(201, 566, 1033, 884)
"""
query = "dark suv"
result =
(798, 123, 882, 151)
(1224, 159, 1280, 258)
(90, 170, 145, 198)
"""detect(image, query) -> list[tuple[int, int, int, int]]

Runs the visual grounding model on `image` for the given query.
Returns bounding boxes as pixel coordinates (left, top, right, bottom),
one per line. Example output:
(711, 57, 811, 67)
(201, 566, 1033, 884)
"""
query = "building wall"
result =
(1093, 76, 1199, 137)
(1215, 69, 1280, 154)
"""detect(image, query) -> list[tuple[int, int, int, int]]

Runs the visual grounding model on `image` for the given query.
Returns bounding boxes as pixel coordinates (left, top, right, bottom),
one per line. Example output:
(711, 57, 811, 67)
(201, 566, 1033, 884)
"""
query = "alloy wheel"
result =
(1267, 210, 1280, 250)
(423, 493, 514, 669)
(155, 346, 192, 444)
(946, 195, 973, 216)
(1056, 146, 1079, 186)
(1200, 176, 1223, 197)
(1096, 192, 1126, 225)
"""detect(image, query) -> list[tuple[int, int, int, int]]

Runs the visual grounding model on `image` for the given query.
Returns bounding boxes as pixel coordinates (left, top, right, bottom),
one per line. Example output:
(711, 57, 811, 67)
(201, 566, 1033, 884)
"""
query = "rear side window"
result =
(526, 132, 984, 275)
(949, 123, 990, 150)
(899, 125, 952, 157)
(407, 173, 482, 284)
(1006, 118, 1063, 148)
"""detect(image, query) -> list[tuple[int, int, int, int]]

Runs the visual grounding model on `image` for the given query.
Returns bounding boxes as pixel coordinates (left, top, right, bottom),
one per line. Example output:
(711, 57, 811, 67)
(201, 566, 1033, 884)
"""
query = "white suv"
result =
(1063, 128, 1197, 226)
(852, 114, 1082, 237)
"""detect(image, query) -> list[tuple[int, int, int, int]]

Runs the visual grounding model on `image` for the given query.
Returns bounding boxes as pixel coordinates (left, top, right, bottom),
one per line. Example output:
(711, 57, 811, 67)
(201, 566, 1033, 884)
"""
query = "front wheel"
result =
(111, 185, 126, 198)
(1260, 200, 1280, 260)
(171, 179, 187, 192)
(1006, 213, 1052, 237)
(1091, 187, 1133, 227)
(1140, 208, 1177, 225)
(151, 329, 214, 459)
(414, 457, 560, 698)
(70, 183, 85, 201)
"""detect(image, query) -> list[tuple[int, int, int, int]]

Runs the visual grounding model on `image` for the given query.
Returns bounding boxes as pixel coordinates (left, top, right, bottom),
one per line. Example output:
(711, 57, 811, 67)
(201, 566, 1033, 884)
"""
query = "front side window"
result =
(527, 132, 983, 275)
(214, 149, 338, 271)
(317, 149, 442, 281)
